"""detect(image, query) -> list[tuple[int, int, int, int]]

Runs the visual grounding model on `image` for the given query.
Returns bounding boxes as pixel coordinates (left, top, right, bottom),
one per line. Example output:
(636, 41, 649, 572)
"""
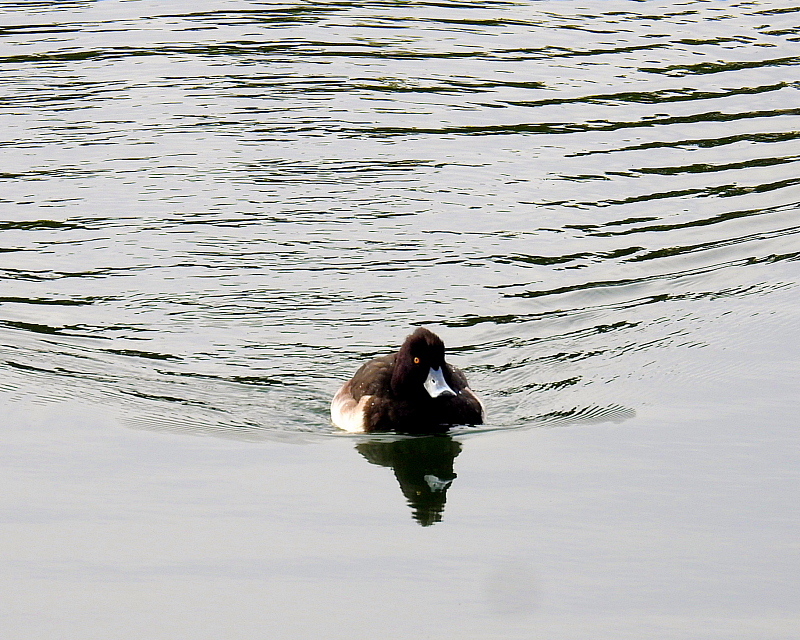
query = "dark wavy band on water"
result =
(0, 0, 799, 436)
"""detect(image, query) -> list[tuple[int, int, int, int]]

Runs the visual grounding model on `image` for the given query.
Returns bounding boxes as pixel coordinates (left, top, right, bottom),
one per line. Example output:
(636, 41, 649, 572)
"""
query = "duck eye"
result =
(413, 357, 420, 364)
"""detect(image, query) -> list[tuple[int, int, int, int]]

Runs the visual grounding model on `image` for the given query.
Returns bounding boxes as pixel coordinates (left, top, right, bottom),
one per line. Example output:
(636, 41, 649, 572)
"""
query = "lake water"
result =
(1, 0, 799, 637)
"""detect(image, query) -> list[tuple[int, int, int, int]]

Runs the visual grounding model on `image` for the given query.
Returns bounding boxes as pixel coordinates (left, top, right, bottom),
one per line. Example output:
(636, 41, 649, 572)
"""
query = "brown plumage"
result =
(331, 328, 484, 433)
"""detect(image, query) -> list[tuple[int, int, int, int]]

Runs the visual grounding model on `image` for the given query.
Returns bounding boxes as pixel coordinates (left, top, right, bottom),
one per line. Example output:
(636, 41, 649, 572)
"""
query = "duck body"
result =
(331, 328, 484, 433)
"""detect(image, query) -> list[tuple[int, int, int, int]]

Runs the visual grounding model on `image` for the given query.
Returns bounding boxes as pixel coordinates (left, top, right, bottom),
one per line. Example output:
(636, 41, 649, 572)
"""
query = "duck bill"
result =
(424, 367, 456, 398)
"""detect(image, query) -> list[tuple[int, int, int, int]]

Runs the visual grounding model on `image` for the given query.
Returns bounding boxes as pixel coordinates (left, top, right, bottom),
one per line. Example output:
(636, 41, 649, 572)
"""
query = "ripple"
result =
(1, 0, 799, 436)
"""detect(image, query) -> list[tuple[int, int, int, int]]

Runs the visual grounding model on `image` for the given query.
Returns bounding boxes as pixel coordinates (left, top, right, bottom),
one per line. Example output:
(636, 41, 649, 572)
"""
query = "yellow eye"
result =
(413, 357, 420, 364)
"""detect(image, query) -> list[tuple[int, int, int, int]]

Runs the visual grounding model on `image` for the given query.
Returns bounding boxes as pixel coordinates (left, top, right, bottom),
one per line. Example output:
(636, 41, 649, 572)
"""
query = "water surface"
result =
(1, 1, 799, 637)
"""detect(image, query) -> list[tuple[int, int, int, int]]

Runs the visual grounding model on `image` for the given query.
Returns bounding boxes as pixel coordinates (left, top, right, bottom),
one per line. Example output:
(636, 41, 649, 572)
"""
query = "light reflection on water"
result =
(0, 0, 798, 438)
(2, 3, 800, 637)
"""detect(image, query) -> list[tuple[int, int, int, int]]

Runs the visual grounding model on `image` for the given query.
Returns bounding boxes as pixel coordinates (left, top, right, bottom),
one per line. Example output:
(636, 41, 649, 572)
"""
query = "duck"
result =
(331, 327, 484, 433)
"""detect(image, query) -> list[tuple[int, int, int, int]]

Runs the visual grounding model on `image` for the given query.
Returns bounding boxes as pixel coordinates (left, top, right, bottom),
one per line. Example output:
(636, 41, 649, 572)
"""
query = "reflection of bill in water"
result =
(356, 435, 462, 527)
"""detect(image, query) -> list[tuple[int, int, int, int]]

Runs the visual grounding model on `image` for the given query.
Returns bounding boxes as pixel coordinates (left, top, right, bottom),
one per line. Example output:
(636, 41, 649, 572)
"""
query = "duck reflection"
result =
(356, 435, 462, 526)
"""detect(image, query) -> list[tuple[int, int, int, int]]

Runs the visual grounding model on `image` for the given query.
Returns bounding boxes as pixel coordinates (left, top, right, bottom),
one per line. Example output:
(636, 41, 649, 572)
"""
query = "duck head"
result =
(391, 327, 457, 399)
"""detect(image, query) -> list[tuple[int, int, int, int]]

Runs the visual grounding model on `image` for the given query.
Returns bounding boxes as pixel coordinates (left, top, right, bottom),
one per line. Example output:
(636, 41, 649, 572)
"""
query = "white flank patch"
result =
(330, 385, 371, 433)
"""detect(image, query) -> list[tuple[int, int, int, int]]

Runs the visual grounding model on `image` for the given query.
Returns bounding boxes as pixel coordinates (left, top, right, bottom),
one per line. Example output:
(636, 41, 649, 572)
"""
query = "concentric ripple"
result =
(1, 0, 798, 436)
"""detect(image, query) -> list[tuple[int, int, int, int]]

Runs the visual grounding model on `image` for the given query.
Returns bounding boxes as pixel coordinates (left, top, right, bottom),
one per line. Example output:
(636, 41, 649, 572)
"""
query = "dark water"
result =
(1, 1, 799, 637)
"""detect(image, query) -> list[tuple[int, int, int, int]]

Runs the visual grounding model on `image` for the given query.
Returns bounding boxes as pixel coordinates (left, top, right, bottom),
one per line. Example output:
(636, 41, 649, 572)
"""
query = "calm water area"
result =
(1, 0, 799, 637)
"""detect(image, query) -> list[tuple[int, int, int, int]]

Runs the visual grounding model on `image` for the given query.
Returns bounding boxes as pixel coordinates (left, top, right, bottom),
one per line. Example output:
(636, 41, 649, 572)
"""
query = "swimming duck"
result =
(331, 327, 484, 433)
